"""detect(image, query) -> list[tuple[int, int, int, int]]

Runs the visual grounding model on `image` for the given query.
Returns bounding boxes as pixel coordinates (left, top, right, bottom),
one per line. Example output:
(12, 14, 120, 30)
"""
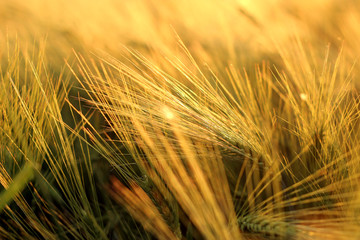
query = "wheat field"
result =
(1, 0, 360, 239)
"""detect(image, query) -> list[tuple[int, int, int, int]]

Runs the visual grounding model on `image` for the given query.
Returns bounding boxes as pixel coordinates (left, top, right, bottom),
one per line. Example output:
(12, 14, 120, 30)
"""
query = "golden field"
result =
(1, 1, 360, 239)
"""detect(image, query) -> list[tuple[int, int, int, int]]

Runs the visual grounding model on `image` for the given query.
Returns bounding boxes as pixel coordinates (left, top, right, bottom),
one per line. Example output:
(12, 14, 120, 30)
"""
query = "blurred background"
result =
(1, 0, 359, 71)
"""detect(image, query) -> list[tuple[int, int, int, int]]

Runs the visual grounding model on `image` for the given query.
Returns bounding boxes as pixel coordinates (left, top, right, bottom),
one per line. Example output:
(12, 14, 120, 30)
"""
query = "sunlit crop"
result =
(1, 1, 360, 239)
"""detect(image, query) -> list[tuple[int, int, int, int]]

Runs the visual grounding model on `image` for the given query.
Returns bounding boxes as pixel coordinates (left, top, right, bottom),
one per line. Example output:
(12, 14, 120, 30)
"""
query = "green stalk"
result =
(0, 161, 34, 212)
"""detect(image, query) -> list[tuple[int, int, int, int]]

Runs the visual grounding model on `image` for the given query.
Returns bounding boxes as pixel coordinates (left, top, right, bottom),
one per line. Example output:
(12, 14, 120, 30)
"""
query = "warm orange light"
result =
(162, 106, 175, 120)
